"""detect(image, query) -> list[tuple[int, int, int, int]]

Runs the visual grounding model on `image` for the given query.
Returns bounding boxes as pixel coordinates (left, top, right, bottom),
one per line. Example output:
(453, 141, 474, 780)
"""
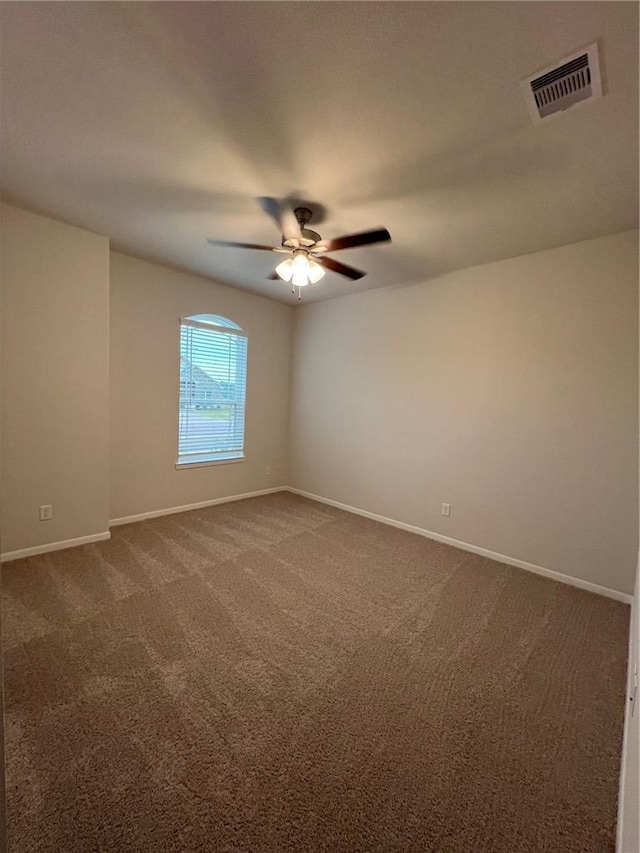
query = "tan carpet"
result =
(2, 492, 629, 852)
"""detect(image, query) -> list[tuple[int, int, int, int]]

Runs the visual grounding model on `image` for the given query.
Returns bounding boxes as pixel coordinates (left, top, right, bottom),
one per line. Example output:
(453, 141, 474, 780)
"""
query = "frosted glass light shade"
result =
(307, 259, 325, 283)
(275, 258, 294, 282)
(292, 252, 309, 287)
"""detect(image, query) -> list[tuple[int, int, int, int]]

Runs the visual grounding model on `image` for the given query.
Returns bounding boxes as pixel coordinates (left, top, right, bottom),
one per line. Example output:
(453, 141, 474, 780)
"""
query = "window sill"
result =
(175, 454, 246, 470)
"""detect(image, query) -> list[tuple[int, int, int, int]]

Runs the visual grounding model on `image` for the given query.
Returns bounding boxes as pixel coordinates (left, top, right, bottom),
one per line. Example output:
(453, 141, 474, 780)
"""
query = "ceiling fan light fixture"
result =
(278, 251, 325, 287)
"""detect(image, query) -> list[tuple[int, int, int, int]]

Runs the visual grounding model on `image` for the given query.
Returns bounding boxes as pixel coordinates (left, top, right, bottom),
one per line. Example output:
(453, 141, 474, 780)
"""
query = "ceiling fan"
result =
(207, 198, 391, 297)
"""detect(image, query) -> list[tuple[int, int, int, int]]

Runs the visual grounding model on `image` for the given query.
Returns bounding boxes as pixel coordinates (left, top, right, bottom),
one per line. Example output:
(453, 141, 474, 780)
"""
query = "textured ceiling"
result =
(1, 2, 638, 304)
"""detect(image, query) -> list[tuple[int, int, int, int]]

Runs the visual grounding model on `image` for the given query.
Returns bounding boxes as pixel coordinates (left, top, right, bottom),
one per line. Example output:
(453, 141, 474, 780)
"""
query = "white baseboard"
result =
(0, 531, 111, 563)
(109, 486, 287, 527)
(287, 487, 632, 605)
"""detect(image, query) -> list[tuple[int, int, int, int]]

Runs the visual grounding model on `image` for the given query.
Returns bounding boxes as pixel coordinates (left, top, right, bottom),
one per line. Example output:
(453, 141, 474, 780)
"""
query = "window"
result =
(177, 314, 248, 466)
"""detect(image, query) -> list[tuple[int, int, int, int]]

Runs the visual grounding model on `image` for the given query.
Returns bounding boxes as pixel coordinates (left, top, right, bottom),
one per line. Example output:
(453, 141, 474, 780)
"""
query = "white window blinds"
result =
(178, 316, 248, 465)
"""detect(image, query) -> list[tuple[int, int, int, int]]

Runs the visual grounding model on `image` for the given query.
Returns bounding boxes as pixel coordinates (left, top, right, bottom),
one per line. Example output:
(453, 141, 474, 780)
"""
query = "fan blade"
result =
(318, 256, 366, 280)
(207, 239, 278, 251)
(267, 271, 280, 280)
(314, 228, 391, 253)
(258, 197, 302, 243)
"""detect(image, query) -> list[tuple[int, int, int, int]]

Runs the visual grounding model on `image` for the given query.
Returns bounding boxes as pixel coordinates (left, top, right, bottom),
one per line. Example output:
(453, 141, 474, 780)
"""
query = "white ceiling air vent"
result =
(521, 42, 602, 123)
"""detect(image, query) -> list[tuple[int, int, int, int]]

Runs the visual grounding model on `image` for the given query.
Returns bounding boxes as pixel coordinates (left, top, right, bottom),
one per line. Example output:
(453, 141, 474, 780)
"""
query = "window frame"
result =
(176, 314, 248, 470)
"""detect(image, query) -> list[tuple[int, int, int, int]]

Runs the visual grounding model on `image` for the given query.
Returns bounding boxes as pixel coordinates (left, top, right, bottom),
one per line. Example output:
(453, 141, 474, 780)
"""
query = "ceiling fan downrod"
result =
(294, 207, 312, 227)
(293, 207, 322, 247)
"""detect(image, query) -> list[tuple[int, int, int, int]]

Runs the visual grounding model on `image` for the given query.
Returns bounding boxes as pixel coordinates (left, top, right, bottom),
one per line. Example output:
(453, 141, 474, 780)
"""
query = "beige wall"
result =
(0, 203, 110, 553)
(290, 230, 639, 595)
(109, 252, 292, 520)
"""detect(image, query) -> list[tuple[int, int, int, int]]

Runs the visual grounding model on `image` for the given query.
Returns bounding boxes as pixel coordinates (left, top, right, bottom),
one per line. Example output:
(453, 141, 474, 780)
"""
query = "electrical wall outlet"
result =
(265, 466, 271, 475)
(39, 504, 53, 521)
(441, 503, 451, 517)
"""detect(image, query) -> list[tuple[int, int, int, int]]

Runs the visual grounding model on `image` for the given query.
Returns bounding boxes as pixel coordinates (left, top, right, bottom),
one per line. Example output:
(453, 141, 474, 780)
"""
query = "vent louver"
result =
(521, 42, 602, 123)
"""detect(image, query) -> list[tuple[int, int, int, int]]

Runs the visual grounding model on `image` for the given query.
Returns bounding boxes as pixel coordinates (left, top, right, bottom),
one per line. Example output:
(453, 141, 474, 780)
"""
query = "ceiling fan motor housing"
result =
(300, 228, 321, 246)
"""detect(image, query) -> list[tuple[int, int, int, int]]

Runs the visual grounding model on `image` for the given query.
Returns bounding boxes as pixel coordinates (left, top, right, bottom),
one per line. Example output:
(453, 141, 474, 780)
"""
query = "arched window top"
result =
(185, 313, 243, 331)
